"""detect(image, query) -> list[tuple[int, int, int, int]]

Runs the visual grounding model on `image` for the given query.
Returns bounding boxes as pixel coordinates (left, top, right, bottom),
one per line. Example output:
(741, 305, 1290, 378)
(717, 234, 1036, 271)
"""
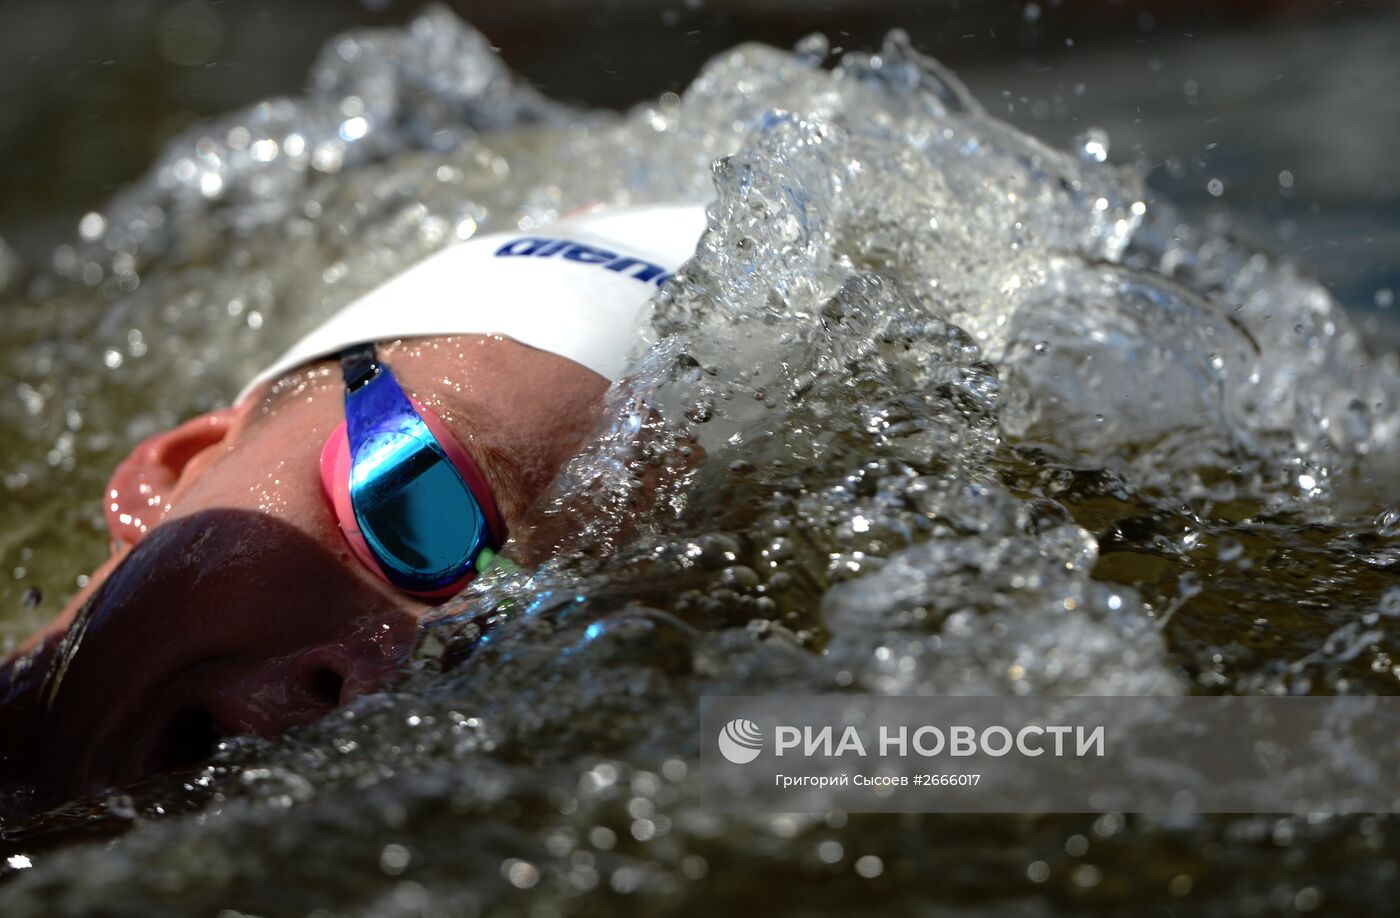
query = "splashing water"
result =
(3, 7, 1400, 914)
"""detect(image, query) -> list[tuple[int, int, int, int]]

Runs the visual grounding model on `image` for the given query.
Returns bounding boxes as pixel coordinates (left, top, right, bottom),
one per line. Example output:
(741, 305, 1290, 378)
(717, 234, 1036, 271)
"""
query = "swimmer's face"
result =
(0, 335, 607, 806)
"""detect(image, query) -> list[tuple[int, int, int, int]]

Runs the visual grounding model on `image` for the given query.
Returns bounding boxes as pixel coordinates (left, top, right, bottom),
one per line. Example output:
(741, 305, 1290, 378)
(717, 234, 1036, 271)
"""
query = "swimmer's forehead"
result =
(246, 335, 515, 417)
(248, 360, 339, 417)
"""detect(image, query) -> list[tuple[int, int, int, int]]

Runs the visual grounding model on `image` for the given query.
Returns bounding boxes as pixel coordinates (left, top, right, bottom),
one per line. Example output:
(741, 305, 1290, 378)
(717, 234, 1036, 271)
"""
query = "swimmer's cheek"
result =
(510, 410, 707, 567)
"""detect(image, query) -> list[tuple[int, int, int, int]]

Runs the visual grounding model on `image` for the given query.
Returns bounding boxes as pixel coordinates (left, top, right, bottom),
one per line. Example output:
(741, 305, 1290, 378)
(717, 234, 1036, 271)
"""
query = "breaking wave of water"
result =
(4, 6, 1400, 914)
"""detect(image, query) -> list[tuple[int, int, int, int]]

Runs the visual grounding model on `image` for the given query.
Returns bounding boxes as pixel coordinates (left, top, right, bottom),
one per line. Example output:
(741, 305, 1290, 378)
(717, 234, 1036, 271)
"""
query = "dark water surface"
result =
(2, 1, 1396, 318)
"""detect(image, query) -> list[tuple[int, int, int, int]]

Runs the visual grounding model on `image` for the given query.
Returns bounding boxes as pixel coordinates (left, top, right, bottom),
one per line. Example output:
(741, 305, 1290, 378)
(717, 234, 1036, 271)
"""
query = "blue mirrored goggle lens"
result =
(350, 427, 486, 591)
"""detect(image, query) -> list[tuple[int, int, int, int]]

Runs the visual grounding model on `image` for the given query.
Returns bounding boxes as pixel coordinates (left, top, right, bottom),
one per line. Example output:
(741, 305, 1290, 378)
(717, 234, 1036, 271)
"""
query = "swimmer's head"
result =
(0, 335, 609, 806)
(0, 203, 707, 810)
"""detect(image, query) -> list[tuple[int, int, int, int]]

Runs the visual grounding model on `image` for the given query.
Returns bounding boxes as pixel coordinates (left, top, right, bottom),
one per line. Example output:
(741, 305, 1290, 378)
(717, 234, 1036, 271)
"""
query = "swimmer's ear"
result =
(103, 407, 241, 551)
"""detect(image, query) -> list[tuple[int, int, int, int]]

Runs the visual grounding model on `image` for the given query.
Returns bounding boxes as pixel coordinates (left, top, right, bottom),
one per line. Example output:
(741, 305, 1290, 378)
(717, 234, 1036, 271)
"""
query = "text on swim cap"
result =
(495, 237, 674, 286)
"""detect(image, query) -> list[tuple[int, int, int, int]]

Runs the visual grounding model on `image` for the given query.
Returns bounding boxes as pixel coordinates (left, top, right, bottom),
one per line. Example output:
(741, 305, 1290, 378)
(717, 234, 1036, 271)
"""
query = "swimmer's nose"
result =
(291, 641, 402, 707)
(203, 640, 404, 740)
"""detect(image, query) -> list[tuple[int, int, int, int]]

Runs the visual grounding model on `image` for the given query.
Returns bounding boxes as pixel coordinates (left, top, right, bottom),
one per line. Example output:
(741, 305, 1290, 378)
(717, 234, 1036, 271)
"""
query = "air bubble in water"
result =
(1075, 127, 1109, 163)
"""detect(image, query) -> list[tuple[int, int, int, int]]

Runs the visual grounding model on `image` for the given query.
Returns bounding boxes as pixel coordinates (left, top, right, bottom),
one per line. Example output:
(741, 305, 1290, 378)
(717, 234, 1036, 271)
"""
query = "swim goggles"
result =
(320, 343, 505, 598)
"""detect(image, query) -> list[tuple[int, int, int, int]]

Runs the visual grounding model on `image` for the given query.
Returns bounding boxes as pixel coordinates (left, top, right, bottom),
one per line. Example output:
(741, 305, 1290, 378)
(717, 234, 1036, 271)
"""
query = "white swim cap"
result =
(238, 203, 708, 402)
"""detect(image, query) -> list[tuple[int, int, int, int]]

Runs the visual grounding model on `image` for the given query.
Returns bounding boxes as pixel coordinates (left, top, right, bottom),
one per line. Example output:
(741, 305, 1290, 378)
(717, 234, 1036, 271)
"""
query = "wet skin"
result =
(0, 334, 609, 807)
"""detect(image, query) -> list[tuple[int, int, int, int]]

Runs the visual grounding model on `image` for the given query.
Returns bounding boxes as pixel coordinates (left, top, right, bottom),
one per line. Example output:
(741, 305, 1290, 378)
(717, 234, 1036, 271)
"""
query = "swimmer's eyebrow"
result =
(412, 387, 531, 526)
(473, 435, 530, 524)
(258, 351, 532, 519)
(253, 360, 339, 419)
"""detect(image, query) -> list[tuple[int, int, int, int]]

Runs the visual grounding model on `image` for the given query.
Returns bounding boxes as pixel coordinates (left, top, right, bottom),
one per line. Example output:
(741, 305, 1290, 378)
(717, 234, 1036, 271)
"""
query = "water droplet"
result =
(249, 139, 279, 162)
(339, 116, 370, 142)
(794, 33, 829, 62)
(1072, 864, 1103, 888)
(502, 858, 540, 888)
(380, 844, 411, 875)
(78, 212, 107, 241)
(1294, 887, 1323, 912)
(1217, 537, 1244, 562)
(854, 855, 884, 878)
